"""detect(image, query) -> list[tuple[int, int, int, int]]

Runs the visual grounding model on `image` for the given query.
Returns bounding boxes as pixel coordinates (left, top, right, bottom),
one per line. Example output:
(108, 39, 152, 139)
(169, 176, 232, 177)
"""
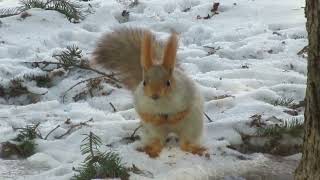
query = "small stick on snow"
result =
(109, 102, 117, 112)
(130, 125, 142, 140)
(204, 112, 213, 123)
(55, 125, 81, 139)
(44, 125, 60, 140)
(55, 118, 93, 139)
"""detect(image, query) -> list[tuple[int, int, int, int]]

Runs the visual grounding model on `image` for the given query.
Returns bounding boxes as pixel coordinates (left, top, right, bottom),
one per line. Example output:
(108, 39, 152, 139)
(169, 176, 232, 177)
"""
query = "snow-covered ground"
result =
(0, 0, 306, 179)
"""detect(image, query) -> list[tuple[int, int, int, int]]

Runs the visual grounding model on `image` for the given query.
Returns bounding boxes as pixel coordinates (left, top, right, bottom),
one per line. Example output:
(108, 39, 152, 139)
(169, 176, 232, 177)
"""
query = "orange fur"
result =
(180, 141, 207, 156)
(141, 31, 154, 71)
(163, 33, 178, 73)
(93, 28, 160, 90)
(137, 138, 163, 158)
(93, 28, 206, 158)
(141, 32, 178, 100)
(143, 74, 175, 98)
(138, 108, 189, 126)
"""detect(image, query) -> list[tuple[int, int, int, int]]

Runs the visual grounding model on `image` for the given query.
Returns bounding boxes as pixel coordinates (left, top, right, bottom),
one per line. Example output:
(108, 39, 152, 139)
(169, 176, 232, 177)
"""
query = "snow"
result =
(0, 0, 306, 179)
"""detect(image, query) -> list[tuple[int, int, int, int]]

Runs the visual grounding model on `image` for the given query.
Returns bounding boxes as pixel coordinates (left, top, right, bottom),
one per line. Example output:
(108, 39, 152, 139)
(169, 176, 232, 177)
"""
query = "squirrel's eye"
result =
(166, 80, 171, 87)
(143, 80, 146, 86)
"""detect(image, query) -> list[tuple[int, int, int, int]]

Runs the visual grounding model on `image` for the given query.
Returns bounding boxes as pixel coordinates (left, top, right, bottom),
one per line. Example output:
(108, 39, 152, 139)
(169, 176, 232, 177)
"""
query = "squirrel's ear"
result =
(163, 32, 178, 73)
(141, 31, 154, 71)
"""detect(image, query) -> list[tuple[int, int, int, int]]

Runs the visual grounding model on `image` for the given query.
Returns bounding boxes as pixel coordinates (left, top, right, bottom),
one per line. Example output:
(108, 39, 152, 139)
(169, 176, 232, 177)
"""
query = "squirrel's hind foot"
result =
(180, 141, 208, 156)
(137, 139, 164, 158)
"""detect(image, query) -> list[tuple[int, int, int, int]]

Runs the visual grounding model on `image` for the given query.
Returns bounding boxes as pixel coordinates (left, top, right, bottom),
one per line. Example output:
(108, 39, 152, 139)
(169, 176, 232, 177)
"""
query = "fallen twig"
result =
(130, 125, 142, 141)
(55, 118, 93, 139)
(44, 125, 60, 140)
(204, 112, 213, 123)
(109, 102, 117, 112)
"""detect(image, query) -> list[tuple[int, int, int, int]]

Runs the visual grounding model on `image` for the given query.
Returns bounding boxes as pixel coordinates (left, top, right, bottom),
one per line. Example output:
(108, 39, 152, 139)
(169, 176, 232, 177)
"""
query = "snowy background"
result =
(0, 0, 306, 179)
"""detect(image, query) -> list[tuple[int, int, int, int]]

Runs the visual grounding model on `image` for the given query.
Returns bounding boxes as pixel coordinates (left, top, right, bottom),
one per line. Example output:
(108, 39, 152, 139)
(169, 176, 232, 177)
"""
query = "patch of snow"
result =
(0, 0, 306, 179)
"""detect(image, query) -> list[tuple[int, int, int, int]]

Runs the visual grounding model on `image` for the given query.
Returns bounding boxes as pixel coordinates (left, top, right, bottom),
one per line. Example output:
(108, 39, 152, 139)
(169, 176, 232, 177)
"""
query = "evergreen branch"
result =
(26, 61, 119, 82)
(80, 132, 101, 160)
(1, 0, 82, 21)
(257, 118, 304, 138)
(53, 45, 82, 66)
(96, 151, 129, 179)
(13, 122, 41, 142)
(73, 132, 130, 180)
(0, 7, 24, 18)
(20, 0, 47, 9)
(47, 0, 82, 21)
(270, 97, 295, 107)
(1, 123, 41, 158)
(19, 0, 82, 22)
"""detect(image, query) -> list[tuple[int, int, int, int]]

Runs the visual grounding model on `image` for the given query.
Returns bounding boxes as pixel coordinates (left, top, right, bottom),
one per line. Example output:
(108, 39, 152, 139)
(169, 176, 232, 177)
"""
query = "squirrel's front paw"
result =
(180, 142, 208, 156)
(137, 139, 163, 158)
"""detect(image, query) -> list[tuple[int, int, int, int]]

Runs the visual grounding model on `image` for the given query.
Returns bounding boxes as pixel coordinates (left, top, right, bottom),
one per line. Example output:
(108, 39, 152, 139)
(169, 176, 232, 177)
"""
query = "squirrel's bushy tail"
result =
(92, 27, 163, 90)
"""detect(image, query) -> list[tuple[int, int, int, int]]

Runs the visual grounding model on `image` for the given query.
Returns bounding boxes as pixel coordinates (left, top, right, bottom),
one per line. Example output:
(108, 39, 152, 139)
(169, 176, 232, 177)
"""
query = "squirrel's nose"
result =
(151, 94, 159, 100)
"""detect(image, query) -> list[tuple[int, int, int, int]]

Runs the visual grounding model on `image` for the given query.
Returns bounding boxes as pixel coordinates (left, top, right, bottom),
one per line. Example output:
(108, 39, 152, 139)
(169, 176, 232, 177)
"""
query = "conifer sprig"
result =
(0, 123, 40, 158)
(72, 132, 130, 180)
(257, 118, 303, 138)
(0, 0, 82, 22)
(53, 45, 83, 68)
(0, 7, 24, 18)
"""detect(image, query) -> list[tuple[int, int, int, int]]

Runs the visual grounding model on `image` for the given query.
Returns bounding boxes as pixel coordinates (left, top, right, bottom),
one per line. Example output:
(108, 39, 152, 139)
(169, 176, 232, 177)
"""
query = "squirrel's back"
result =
(92, 28, 164, 90)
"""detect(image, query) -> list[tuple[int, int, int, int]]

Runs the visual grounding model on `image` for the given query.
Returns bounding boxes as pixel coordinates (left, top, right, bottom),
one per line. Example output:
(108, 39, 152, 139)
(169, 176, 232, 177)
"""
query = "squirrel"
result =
(92, 27, 206, 158)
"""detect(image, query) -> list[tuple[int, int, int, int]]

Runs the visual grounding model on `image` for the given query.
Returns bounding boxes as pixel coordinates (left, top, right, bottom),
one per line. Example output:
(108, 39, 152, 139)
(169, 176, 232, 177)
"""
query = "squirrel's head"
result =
(140, 31, 178, 101)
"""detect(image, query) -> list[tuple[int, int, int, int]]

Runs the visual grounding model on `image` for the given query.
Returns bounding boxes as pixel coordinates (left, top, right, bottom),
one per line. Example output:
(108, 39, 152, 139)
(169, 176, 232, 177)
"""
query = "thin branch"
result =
(130, 125, 142, 140)
(44, 125, 60, 140)
(25, 61, 121, 103)
(55, 124, 82, 139)
(25, 61, 119, 82)
(55, 118, 93, 139)
(109, 102, 117, 112)
(204, 112, 213, 123)
(62, 75, 105, 103)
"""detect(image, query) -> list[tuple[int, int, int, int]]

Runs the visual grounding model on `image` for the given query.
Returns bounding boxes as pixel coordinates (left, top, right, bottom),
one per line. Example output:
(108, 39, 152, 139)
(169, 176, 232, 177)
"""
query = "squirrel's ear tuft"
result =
(163, 32, 178, 73)
(141, 31, 154, 71)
